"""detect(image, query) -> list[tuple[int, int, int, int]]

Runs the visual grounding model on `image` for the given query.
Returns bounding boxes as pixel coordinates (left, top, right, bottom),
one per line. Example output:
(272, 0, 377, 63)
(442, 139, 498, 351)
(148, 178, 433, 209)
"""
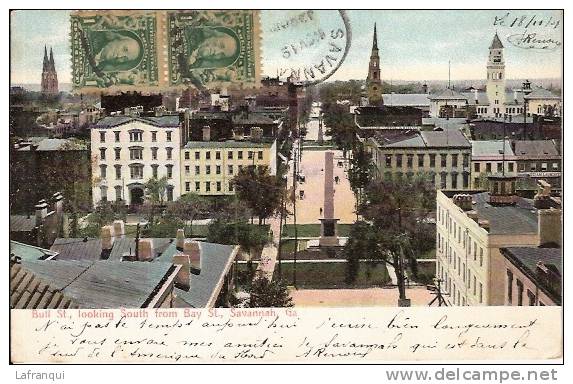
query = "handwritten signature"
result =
(493, 12, 560, 29)
(507, 33, 561, 51)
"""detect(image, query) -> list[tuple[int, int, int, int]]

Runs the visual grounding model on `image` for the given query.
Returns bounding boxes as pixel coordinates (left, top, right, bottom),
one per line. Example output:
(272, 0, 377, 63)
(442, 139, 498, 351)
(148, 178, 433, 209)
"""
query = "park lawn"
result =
(282, 223, 353, 237)
(274, 261, 390, 289)
(417, 248, 436, 259)
(279, 239, 307, 253)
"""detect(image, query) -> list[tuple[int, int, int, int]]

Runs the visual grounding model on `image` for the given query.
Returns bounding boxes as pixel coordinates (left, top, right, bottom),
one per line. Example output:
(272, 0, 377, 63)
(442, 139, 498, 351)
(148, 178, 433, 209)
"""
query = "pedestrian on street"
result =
(320, 207, 323, 215)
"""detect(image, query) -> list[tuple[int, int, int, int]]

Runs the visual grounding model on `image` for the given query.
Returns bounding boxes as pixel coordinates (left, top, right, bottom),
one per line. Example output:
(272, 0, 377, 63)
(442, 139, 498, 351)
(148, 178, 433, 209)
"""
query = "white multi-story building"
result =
(91, 115, 182, 206)
(435, 177, 560, 306)
(471, 139, 517, 189)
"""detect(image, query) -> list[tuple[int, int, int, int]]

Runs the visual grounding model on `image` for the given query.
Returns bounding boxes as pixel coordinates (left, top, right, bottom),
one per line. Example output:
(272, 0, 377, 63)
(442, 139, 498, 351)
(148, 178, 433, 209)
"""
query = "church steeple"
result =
(366, 23, 383, 106)
(41, 45, 59, 97)
(43, 45, 49, 72)
(49, 47, 55, 71)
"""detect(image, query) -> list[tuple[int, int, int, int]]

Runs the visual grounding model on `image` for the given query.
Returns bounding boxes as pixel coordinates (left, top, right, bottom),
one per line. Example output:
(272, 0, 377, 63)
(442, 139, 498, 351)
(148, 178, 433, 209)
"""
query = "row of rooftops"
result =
(370, 128, 471, 149)
(10, 220, 238, 308)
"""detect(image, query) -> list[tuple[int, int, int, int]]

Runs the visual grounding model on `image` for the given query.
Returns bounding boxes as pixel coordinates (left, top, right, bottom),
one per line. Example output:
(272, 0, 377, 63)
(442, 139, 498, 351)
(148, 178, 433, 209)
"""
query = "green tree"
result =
(348, 144, 375, 208)
(232, 165, 283, 225)
(357, 175, 435, 305)
(321, 102, 355, 155)
(144, 176, 169, 205)
(248, 278, 293, 307)
(166, 193, 210, 237)
(343, 221, 385, 284)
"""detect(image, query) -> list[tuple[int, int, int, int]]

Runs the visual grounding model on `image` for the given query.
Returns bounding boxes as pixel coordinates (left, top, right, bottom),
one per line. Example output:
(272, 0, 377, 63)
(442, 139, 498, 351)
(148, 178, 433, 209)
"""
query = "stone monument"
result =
(319, 151, 339, 246)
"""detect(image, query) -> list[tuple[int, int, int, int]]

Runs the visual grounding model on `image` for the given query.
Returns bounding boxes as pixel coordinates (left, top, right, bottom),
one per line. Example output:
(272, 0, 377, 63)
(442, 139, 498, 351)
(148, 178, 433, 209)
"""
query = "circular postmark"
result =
(263, 10, 351, 86)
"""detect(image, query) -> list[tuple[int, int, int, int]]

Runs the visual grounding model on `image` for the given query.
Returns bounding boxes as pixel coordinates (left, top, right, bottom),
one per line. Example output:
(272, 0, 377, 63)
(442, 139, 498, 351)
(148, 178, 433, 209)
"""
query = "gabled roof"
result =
(429, 88, 469, 101)
(10, 215, 37, 232)
(490, 32, 504, 49)
(525, 87, 561, 100)
(92, 115, 180, 129)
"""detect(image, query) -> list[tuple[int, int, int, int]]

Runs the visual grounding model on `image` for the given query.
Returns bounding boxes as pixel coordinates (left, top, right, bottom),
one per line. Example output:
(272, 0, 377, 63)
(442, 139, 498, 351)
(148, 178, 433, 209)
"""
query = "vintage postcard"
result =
(8, 8, 564, 367)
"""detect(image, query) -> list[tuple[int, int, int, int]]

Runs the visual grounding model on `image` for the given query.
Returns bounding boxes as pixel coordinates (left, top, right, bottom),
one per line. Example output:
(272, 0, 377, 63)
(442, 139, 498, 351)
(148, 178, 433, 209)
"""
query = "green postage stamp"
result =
(70, 10, 261, 93)
(70, 11, 160, 92)
(167, 10, 261, 90)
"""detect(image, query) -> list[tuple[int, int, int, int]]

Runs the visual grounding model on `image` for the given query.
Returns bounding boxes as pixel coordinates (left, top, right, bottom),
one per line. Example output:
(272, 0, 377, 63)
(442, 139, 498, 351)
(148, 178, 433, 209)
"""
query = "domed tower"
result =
(41, 46, 59, 96)
(366, 23, 383, 106)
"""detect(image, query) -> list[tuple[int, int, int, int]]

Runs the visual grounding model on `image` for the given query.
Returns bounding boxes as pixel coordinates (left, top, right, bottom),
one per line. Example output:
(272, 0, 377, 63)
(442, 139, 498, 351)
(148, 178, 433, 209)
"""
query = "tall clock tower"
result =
(366, 23, 383, 106)
(486, 32, 505, 117)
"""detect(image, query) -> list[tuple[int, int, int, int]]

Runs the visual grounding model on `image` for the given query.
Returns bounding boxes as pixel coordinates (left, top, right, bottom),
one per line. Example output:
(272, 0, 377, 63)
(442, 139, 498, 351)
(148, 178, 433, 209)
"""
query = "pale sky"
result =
(10, 9, 563, 84)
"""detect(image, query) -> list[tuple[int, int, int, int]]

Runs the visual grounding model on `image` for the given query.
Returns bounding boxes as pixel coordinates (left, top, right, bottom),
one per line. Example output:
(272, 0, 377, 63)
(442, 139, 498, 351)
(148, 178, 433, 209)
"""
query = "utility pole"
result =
(134, 223, 140, 260)
(292, 135, 298, 288)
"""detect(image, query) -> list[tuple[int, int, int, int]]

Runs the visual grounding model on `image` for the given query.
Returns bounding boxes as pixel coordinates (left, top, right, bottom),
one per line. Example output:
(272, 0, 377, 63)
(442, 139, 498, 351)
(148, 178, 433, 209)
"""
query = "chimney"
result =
(466, 210, 479, 223)
(183, 240, 201, 274)
(534, 180, 552, 209)
(172, 254, 191, 290)
(478, 219, 490, 232)
(35, 200, 49, 225)
(452, 194, 472, 211)
(176, 228, 185, 250)
(422, 83, 428, 94)
(113, 220, 125, 237)
(101, 225, 115, 251)
(138, 238, 155, 261)
(513, 89, 518, 102)
(473, 89, 478, 101)
(202, 125, 211, 141)
(52, 192, 64, 215)
(538, 208, 561, 247)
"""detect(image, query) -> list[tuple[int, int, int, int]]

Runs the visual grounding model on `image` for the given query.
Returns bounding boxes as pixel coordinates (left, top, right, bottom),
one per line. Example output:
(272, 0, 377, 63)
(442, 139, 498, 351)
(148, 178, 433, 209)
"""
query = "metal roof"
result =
(420, 129, 471, 148)
(184, 140, 271, 149)
(10, 240, 58, 261)
(50, 238, 103, 261)
(490, 32, 504, 49)
(513, 140, 560, 158)
(10, 215, 37, 232)
(471, 139, 515, 158)
(470, 192, 538, 235)
(21, 260, 177, 308)
(382, 93, 430, 107)
(158, 241, 237, 308)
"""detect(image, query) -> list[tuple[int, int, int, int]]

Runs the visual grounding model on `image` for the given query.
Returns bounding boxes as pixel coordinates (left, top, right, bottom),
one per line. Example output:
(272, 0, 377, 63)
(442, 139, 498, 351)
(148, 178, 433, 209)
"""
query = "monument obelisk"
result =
(319, 151, 339, 246)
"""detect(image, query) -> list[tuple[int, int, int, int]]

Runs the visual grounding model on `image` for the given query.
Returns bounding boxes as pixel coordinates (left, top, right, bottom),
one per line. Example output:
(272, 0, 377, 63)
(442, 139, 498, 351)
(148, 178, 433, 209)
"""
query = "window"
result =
(130, 148, 143, 160)
(497, 162, 503, 173)
(130, 164, 144, 180)
(100, 131, 106, 142)
(166, 165, 173, 179)
(418, 154, 424, 168)
(518, 163, 526, 172)
(479, 248, 483, 266)
(100, 148, 106, 160)
(474, 163, 480, 172)
(166, 147, 173, 160)
(216, 165, 221, 175)
(229, 182, 234, 192)
(129, 131, 143, 142)
(451, 174, 458, 189)
(541, 162, 548, 171)
(227, 151, 233, 160)
(238, 151, 243, 160)
(166, 187, 173, 202)
(205, 182, 211, 192)
(527, 290, 535, 306)
(115, 186, 122, 201)
(479, 283, 483, 304)
(185, 182, 190, 192)
(195, 151, 200, 160)
(248, 151, 254, 160)
(185, 165, 190, 175)
(552, 162, 559, 170)
(440, 173, 447, 189)
(206, 151, 211, 160)
(216, 151, 221, 160)
(151, 131, 157, 142)
(473, 276, 477, 296)
(407, 154, 413, 169)
(516, 280, 524, 306)
(114, 165, 121, 180)
(99, 164, 107, 178)
(100, 186, 108, 202)
(195, 182, 200, 191)
(530, 163, 536, 171)
(507, 270, 513, 305)
(508, 163, 514, 172)
(396, 154, 403, 168)
(258, 151, 263, 160)
(429, 154, 436, 168)
(185, 151, 190, 160)
(151, 147, 158, 160)
(216, 181, 222, 192)
(228, 165, 233, 175)
(149, 164, 157, 178)
(206, 165, 211, 175)
(462, 172, 469, 188)
(463, 154, 469, 168)
(114, 148, 121, 160)
(440, 154, 447, 168)
(451, 154, 458, 168)
(486, 163, 492, 173)
(195, 165, 200, 175)
(166, 131, 172, 142)
(114, 131, 120, 142)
